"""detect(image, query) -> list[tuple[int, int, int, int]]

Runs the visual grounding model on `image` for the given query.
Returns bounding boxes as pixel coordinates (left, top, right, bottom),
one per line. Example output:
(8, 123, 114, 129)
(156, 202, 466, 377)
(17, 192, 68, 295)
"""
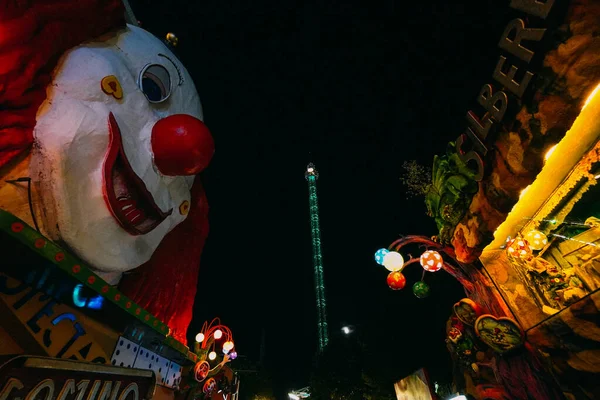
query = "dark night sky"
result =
(131, 0, 511, 395)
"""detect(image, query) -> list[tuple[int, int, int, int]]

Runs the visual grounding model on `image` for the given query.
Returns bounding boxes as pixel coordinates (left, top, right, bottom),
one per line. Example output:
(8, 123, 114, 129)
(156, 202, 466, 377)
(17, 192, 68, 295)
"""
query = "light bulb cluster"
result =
(194, 318, 236, 367)
(505, 229, 548, 259)
(374, 247, 444, 298)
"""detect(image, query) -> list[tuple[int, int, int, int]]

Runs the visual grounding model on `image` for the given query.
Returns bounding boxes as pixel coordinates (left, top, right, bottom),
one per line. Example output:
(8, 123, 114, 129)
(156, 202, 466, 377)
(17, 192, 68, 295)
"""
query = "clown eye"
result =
(139, 64, 171, 103)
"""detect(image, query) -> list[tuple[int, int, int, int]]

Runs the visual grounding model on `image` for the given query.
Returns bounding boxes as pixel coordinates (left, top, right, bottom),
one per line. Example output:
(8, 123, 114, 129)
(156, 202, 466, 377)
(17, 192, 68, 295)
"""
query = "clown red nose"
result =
(151, 114, 215, 176)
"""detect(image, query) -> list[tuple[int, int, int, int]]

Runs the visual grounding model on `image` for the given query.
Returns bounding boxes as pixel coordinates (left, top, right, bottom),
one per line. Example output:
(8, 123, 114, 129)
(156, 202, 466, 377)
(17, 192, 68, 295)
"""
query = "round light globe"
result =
(214, 329, 223, 339)
(195, 332, 205, 343)
(208, 351, 217, 360)
(524, 230, 548, 251)
(419, 250, 443, 272)
(383, 251, 404, 272)
(374, 248, 389, 265)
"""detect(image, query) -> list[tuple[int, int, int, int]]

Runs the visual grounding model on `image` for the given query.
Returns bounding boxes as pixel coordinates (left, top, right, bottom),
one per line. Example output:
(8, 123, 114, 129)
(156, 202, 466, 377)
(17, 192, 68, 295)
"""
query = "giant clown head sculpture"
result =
(32, 25, 213, 278)
(0, 0, 213, 341)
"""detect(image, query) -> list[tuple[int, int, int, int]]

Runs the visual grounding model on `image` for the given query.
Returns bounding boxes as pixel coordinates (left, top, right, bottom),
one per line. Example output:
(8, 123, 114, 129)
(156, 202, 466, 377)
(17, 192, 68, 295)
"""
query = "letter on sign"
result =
(455, 134, 484, 182)
(25, 379, 54, 400)
(499, 19, 545, 63)
(478, 84, 508, 123)
(493, 56, 534, 98)
(510, 0, 555, 19)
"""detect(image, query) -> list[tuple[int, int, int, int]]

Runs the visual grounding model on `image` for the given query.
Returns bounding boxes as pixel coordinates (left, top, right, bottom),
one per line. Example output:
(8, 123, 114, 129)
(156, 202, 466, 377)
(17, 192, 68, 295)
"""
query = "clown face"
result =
(31, 25, 213, 282)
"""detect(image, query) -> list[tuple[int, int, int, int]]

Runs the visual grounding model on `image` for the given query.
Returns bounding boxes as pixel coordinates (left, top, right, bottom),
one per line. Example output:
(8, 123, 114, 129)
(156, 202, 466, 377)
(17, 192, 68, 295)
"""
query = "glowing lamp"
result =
(195, 332, 205, 343)
(387, 271, 406, 290)
(166, 32, 179, 47)
(374, 248, 389, 265)
(544, 144, 557, 162)
(382, 251, 404, 272)
(214, 329, 223, 339)
(208, 351, 217, 360)
(223, 341, 234, 352)
(506, 237, 532, 259)
(230, 351, 238, 360)
(419, 250, 443, 272)
(412, 281, 430, 298)
(524, 230, 548, 251)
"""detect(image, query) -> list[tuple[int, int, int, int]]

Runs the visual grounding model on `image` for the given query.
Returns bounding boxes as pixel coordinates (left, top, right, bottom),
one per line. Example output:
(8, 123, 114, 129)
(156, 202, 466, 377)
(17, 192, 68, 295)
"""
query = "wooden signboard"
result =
(0, 356, 155, 400)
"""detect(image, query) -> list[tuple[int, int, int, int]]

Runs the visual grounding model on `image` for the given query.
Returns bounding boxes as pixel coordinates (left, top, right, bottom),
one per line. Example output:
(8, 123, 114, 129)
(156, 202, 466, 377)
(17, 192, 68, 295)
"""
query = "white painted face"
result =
(31, 25, 208, 280)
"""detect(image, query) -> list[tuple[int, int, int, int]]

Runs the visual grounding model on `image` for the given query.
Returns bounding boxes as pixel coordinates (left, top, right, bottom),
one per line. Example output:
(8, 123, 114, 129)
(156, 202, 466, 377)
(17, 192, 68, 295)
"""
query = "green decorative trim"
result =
(0, 209, 191, 358)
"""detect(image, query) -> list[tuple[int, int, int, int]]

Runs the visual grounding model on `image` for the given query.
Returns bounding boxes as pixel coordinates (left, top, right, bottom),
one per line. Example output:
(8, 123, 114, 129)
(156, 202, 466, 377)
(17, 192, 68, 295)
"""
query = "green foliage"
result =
(399, 160, 434, 198)
(424, 143, 479, 243)
(400, 147, 479, 243)
(233, 358, 275, 400)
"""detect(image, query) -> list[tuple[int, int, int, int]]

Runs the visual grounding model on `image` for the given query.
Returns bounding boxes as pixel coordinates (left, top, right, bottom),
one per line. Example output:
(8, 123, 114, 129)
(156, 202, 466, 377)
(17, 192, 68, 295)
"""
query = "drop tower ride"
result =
(305, 163, 329, 351)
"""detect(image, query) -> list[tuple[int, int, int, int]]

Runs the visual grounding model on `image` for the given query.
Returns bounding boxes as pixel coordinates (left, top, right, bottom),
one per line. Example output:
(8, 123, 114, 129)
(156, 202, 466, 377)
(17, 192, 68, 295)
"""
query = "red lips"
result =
(103, 113, 172, 235)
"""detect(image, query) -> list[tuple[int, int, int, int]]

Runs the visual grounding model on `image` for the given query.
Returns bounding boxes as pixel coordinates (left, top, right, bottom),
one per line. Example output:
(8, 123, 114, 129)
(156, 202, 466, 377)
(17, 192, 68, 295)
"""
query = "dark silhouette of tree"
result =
(309, 332, 396, 400)
(233, 356, 275, 400)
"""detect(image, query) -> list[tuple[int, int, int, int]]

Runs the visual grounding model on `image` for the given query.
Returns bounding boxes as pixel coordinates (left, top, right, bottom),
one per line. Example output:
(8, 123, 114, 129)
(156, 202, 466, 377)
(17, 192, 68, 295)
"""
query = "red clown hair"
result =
(119, 178, 210, 343)
(0, 0, 210, 343)
(0, 0, 125, 168)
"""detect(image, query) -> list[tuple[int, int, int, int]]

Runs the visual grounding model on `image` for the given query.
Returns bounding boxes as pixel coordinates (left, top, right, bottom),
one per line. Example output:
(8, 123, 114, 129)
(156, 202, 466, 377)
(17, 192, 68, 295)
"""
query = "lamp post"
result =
(341, 325, 355, 335)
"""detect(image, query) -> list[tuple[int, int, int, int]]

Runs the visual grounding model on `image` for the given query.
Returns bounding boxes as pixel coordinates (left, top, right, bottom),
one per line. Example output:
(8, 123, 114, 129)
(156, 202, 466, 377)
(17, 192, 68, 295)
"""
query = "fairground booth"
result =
(380, 1, 600, 399)
(0, 0, 237, 399)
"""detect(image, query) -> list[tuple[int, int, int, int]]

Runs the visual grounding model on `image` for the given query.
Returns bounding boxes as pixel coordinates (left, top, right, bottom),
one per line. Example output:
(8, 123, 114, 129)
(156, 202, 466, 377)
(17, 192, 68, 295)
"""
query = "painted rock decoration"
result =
(420, 250, 443, 272)
(387, 271, 406, 290)
(453, 298, 483, 326)
(0, 0, 214, 342)
(475, 315, 524, 354)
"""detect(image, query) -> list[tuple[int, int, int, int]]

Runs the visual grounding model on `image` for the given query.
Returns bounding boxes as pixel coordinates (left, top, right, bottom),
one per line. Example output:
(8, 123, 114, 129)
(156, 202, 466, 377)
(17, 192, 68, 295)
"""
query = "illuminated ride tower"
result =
(305, 163, 329, 352)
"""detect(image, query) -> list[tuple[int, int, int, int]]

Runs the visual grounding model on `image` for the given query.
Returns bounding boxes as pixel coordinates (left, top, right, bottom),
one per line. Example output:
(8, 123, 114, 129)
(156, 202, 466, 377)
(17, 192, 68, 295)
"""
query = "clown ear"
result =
(0, 0, 126, 169)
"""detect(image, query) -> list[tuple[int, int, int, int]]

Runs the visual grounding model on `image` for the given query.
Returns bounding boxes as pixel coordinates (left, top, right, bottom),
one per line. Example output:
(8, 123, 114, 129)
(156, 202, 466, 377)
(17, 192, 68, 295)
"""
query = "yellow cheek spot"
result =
(179, 200, 190, 215)
(101, 75, 124, 100)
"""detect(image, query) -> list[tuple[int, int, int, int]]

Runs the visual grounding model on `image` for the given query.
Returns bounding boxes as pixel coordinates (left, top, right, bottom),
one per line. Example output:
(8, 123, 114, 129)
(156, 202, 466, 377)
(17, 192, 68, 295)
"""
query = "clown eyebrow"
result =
(158, 53, 184, 86)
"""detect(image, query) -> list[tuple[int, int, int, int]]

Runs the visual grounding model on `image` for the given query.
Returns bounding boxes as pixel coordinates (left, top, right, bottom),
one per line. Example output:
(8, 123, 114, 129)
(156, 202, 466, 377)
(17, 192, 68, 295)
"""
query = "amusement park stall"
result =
(379, 0, 600, 399)
(0, 0, 238, 398)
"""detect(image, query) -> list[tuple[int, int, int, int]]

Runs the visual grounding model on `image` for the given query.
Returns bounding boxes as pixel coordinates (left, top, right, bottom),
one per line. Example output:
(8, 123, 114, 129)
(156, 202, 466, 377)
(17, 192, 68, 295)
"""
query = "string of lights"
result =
(305, 163, 329, 351)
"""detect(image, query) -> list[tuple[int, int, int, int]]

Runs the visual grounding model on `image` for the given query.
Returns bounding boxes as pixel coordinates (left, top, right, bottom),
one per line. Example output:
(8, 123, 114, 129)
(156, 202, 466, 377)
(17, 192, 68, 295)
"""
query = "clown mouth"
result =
(103, 113, 172, 235)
